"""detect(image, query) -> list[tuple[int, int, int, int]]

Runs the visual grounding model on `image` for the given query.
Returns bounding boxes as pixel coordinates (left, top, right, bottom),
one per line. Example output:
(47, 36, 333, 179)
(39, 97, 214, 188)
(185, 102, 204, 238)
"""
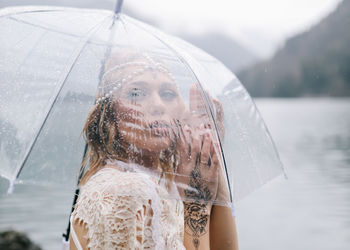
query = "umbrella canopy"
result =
(0, 5, 284, 204)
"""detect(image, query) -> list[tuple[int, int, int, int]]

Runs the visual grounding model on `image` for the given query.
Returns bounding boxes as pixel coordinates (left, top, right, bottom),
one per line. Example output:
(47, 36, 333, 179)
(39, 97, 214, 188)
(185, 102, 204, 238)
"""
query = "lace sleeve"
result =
(71, 169, 156, 249)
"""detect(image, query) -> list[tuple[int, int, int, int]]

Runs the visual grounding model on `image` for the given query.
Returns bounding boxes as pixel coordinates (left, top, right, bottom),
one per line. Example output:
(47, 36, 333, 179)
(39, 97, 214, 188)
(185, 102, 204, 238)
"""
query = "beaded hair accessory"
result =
(96, 53, 175, 104)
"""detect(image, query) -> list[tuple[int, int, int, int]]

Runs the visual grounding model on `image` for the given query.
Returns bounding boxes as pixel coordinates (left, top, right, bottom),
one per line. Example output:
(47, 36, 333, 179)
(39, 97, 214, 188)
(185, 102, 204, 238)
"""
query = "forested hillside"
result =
(237, 0, 350, 97)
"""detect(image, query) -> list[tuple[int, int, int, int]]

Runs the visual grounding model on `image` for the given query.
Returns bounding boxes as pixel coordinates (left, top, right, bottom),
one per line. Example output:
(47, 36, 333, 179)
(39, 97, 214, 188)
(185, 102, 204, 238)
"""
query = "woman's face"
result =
(112, 66, 185, 153)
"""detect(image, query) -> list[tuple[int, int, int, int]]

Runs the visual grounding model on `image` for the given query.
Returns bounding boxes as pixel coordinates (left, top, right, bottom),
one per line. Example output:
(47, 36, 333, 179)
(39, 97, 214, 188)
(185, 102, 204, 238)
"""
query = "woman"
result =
(69, 51, 238, 250)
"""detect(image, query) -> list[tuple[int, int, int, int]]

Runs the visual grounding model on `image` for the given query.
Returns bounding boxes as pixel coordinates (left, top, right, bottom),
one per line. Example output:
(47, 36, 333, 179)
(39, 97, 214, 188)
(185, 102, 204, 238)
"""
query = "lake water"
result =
(1, 98, 349, 250)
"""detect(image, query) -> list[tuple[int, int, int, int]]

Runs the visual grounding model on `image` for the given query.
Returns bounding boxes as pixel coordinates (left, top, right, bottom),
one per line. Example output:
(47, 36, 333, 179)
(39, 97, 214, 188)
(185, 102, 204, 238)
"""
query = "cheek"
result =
(115, 102, 145, 125)
(167, 100, 186, 118)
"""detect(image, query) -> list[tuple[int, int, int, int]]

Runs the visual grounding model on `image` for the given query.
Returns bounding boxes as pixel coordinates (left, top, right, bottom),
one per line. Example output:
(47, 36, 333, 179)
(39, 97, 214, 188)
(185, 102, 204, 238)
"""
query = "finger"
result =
(197, 123, 208, 149)
(212, 97, 225, 140)
(190, 127, 201, 156)
(197, 124, 212, 152)
(210, 141, 221, 169)
(203, 122, 212, 129)
(168, 119, 179, 141)
(204, 89, 215, 112)
(202, 90, 220, 117)
(200, 132, 212, 167)
(177, 122, 192, 157)
(213, 97, 224, 120)
(189, 84, 200, 111)
(189, 84, 206, 116)
(197, 125, 212, 139)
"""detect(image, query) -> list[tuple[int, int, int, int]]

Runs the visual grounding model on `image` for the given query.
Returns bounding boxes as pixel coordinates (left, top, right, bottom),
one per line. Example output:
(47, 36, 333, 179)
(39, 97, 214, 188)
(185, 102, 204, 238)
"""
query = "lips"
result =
(146, 120, 170, 137)
(148, 120, 170, 128)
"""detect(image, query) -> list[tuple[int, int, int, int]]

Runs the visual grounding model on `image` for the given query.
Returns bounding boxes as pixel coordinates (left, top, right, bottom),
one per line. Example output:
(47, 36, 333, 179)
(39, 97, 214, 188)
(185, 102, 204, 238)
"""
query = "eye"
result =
(126, 88, 146, 100)
(160, 89, 178, 100)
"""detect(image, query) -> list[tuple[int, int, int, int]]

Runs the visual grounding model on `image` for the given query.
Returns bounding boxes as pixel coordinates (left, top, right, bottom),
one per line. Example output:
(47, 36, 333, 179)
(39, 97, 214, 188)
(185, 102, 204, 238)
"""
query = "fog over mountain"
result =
(0, 0, 259, 73)
(237, 0, 350, 97)
(180, 32, 258, 72)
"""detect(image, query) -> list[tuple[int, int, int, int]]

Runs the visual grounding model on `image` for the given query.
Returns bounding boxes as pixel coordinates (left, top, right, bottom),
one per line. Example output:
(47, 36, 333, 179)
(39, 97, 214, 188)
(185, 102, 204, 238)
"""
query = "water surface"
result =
(1, 98, 349, 250)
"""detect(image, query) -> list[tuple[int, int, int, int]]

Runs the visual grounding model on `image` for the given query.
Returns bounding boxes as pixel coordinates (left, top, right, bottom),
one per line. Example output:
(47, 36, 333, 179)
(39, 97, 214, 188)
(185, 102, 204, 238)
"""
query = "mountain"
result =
(237, 0, 350, 97)
(180, 32, 258, 72)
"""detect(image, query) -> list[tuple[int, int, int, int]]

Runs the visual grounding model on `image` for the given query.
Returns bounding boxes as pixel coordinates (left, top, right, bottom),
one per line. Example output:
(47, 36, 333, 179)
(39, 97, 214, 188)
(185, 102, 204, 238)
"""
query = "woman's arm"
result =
(178, 124, 218, 250)
(209, 93, 238, 249)
(70, 219, 89, 250)
(183, 202, 211, 250)
(182, 84, 237, 249)
(209, 162, 239, 250)
(210, 205, 239, 250)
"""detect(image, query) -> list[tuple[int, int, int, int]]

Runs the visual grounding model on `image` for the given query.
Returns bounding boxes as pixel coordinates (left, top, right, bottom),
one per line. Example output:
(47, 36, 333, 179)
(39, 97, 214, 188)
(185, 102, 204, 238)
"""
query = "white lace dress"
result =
(70, 161, 185, 250)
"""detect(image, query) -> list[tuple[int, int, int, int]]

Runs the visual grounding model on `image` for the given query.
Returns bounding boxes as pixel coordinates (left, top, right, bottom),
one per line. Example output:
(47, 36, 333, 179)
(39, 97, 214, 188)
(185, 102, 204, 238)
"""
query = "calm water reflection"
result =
(1, 98, 350, 250)
(236, 98, 350, 250)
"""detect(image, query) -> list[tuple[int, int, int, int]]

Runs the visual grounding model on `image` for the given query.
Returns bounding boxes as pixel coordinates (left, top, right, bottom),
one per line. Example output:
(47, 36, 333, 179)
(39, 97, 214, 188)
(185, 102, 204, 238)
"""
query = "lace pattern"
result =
(71, 166, 185, 250)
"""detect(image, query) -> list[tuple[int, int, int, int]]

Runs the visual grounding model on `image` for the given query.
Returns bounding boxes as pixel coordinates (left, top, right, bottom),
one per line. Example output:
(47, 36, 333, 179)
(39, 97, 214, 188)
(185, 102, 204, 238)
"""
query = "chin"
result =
(136, 136, 172, 153)
(122, 132, 172, 153)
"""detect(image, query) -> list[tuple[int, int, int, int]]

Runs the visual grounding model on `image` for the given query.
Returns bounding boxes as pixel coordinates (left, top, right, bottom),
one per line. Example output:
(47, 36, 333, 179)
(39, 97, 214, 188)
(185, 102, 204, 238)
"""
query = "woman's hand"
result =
(176, 123, 219, 202)
(175, 84, 221, 203)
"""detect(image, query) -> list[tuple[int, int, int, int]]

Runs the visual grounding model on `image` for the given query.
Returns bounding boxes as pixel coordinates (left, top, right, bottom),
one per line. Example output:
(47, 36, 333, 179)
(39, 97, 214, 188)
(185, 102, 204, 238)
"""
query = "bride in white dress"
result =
(69, 51, 238, 250)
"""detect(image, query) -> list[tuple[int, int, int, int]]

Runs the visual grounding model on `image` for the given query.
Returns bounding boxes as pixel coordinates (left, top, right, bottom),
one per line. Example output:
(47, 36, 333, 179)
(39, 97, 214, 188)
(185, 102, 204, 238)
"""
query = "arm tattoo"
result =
(184, 203, 209, 249)
(184, 166, 212, 202)
(185, 154, 212, 203)
(184, 155, 212, 249)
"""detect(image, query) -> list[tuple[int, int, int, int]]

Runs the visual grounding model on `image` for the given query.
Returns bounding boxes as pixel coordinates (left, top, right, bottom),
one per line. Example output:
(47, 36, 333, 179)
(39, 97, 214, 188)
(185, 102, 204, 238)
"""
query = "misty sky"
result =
(0, 0, 343, 58)
(125, 0, 342, 57)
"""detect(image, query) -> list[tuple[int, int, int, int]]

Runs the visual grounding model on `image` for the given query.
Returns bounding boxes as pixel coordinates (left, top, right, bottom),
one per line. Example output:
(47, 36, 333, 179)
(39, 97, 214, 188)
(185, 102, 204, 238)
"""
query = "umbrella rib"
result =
(76, 15, 121, 186)
(114, 0, 124, 14)
(5, 16, 117, 47)
(0, 8, 63, 18)
(7, 16, 88, 40)
(14, 15, 113, 183)
(0, 6, 110, 18)
(127, 18, 233, 203)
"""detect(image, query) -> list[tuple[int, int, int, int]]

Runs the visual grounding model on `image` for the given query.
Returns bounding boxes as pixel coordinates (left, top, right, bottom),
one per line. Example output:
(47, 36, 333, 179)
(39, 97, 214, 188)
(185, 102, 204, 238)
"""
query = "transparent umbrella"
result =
(0, 3, 285, 247)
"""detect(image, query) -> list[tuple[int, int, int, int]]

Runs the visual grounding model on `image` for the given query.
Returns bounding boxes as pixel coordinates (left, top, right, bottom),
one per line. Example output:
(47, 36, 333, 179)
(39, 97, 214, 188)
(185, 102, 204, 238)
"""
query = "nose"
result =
(150, 107, 164, 116)
(149, 94, 165, 116)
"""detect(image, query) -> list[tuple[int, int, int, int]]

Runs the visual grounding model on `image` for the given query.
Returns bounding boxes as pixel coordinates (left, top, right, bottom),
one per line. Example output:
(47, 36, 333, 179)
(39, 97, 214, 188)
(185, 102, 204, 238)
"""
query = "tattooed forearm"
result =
(184, 202, 209, 249)
(184, 158, 212, 249)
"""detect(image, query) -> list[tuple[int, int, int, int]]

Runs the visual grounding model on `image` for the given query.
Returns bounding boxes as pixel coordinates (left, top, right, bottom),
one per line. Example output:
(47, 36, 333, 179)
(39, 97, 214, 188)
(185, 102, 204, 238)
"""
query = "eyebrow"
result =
(127, 81, 177, 89)
(127, 81, 148, 88)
